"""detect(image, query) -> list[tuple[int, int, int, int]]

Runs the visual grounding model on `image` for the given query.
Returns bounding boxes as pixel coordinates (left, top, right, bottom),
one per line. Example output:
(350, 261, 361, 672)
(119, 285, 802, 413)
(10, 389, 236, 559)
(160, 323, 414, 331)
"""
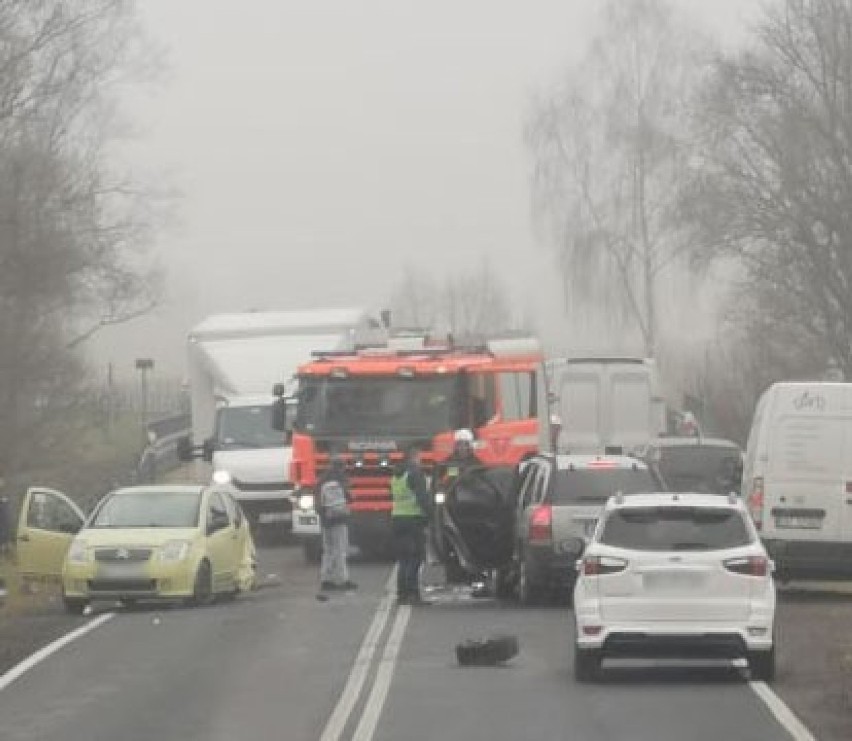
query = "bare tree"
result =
(0, 1, 163, 473)
(527, 0, 710, 356)
(389, 260, 516, 338)
(689, 0, 852, 379)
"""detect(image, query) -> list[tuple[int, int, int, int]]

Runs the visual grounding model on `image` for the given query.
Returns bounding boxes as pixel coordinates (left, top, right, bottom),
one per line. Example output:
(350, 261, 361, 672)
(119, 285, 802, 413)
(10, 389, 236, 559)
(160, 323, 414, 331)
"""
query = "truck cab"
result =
(206, 395, 297, 530)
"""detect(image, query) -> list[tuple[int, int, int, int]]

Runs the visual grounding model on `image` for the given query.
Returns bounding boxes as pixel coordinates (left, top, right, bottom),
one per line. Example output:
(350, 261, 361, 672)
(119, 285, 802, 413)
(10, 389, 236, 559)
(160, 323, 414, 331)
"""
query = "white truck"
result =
(539, 357, 667, 455)
(179, 309, 372, 534)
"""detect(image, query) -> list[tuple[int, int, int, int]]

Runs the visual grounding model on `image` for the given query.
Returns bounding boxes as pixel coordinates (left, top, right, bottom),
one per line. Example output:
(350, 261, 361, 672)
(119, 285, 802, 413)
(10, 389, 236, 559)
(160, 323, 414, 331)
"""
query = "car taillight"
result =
(582, 556, 627, 576)
(724, 556, 769, 577)
(747, 477, 764, 531)
(529, 504, 552, 545)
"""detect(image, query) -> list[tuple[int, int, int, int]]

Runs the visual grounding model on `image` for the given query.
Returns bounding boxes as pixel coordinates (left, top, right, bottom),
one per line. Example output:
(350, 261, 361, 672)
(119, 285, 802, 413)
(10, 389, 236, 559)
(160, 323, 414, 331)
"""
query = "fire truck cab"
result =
(279, 334, 542, 562)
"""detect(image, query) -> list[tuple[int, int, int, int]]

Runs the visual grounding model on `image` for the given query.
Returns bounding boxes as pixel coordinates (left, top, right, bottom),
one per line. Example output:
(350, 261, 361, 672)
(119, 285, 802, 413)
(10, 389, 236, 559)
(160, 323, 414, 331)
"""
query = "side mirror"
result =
(208, 509, 229, 535)
(176, 436, 194, 462)
(272, 382, 286, 397)
(271, 397, 289, 432)
(202, 438, 215, 463)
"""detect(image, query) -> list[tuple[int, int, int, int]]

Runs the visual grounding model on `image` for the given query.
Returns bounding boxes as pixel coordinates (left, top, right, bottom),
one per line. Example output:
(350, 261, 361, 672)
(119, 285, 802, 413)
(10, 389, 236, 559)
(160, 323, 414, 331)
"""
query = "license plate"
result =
(775, 516, 822, 530)
(644, 572, 703, 591)
(259, 512, 292, 524)
(298, 515, 318, 526)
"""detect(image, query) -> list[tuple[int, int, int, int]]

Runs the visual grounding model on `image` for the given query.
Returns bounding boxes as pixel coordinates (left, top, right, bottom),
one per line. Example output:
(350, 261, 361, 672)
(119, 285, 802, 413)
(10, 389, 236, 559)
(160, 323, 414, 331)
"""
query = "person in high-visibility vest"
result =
(391, 446, 432, 605)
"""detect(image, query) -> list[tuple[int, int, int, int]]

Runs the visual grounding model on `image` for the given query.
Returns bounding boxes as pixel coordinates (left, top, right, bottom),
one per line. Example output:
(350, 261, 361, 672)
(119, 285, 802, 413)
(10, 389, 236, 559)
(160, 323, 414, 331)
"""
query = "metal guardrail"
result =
(138, 413, 192, 482)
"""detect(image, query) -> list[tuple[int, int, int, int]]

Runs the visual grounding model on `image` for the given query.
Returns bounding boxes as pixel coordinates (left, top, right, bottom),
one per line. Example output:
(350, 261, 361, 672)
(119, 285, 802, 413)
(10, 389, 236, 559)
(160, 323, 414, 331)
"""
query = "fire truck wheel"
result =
(303, 539, 322, 564)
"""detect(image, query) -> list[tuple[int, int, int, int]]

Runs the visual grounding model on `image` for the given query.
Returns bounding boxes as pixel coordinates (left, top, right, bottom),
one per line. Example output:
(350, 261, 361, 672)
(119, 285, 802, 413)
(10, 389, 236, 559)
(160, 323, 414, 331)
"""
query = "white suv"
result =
(573, 492, 776, 682)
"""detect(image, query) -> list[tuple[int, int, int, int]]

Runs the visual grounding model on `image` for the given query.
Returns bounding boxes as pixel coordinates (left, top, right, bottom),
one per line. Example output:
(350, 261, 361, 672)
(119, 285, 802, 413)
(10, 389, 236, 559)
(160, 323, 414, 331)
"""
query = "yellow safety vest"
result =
(391, 473, 424, 518)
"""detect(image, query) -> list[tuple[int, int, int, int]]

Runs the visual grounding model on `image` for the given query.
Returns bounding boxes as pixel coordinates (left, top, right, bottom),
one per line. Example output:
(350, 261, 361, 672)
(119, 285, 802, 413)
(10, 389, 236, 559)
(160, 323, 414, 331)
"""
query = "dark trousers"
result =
(393, 517, 425, 597)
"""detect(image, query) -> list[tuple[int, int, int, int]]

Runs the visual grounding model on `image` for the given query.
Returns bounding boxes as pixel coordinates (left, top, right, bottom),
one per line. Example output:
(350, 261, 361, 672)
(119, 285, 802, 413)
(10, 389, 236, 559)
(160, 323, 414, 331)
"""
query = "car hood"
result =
(212, 447, 291, 484)
(76, 528, 200, 548)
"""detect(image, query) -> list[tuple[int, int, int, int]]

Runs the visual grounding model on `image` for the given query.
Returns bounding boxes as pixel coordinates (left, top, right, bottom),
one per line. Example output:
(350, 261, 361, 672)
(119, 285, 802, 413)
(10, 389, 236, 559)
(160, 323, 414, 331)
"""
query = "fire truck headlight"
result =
(298, 494, 315, 511)
(354, 458, 364, 468)
(434, 492, 446, 505)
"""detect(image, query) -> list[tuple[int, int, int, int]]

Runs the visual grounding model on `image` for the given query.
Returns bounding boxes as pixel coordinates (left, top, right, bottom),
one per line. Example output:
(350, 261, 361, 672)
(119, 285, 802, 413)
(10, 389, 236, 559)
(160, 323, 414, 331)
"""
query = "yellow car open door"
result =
(16, 487, 85, 583)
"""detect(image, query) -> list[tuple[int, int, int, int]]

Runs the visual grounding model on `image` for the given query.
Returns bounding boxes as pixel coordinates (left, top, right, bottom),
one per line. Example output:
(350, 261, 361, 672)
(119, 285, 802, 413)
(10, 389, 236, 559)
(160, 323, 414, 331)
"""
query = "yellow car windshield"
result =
(91, 491, 202, 529)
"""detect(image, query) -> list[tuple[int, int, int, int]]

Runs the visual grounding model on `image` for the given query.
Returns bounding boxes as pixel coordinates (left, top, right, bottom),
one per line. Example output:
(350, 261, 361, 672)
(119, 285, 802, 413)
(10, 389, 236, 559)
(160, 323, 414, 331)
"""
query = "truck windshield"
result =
(657, 445, 741, 494)
(215, 405, 284, 449)
(295, 376, 461, 436)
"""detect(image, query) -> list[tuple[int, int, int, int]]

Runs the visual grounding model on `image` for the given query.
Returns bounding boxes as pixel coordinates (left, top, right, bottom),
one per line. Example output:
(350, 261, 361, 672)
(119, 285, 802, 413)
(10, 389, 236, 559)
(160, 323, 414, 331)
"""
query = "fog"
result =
(90, 0, 761, 381)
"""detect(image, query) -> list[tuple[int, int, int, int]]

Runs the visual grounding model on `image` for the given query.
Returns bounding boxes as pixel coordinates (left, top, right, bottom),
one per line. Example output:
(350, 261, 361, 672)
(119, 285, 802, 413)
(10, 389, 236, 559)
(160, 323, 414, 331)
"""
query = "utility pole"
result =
(135, 358, 155, 427)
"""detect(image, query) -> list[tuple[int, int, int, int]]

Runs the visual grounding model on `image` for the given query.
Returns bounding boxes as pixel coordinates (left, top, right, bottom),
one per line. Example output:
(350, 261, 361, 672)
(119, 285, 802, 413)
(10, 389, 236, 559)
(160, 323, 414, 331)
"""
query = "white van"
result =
(542, 357, 667, 456)
(742, 382, 852, 579)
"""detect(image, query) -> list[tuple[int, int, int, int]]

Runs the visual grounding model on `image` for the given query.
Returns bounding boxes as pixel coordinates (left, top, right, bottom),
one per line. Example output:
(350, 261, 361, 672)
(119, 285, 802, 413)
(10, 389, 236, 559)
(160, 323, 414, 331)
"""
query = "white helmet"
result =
(453, 428, 474, 443)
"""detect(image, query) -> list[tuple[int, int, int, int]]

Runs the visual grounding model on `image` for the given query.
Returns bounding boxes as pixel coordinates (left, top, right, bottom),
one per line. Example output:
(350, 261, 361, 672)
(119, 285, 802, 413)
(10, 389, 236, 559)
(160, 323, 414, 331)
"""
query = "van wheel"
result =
(574, 645, 601, 682)
(63, 596, 88, 616)
(749, 644, 776, 682)
(304, 539, 322, 564)
(186, 560, 213, 606)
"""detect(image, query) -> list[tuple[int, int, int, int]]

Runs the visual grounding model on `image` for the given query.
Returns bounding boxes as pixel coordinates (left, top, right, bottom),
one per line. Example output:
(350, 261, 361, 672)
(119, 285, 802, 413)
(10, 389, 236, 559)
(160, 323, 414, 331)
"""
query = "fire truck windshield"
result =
(295, 375, 462, 436)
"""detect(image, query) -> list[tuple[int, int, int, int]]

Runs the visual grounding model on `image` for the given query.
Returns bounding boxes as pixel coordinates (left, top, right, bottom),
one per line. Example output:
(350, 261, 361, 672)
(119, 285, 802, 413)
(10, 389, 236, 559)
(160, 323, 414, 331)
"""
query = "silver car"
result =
(510, 455, 664, 604)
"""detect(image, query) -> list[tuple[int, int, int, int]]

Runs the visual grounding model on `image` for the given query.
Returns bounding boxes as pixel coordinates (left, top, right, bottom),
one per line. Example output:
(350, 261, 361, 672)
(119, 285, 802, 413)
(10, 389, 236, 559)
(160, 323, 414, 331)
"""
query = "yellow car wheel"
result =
(185, 560, 212, 607)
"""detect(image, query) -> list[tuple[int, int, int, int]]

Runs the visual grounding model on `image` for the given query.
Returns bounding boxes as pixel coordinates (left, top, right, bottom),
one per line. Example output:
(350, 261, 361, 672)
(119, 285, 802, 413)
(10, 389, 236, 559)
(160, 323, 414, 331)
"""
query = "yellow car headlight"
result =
(67, 540, 90, 564)
(159, 540, 192, 562)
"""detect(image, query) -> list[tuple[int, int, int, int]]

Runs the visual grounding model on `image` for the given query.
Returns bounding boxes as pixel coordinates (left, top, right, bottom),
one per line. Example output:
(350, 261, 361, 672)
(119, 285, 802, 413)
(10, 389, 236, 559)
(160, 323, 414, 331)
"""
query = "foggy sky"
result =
(92, 0, 761, 381)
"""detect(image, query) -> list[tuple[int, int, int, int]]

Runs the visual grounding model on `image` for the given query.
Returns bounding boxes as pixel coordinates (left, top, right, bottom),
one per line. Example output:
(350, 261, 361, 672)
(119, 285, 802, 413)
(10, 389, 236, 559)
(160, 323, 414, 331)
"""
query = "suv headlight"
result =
(298, 494, 315, 511)
(159, 541, 191, 562)
(67, 540, 90, 564)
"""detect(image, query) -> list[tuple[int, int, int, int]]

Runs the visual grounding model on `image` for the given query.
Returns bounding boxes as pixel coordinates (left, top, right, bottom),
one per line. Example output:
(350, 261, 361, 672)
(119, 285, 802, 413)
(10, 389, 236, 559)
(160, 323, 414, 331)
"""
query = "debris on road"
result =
(456, 634, 519, 666)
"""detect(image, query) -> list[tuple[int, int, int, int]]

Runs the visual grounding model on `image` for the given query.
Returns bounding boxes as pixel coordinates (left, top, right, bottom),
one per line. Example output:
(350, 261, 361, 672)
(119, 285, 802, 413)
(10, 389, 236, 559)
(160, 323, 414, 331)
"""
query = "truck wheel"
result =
(304, 539, 322, 564)
(748, 644, 776, 682)
(574, 645, 602, 683)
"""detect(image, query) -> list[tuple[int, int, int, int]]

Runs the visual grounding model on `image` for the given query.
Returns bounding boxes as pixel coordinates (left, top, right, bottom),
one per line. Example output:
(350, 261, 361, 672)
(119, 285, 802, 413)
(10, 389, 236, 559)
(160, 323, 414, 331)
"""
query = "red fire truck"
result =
(279, 334, 542, 561)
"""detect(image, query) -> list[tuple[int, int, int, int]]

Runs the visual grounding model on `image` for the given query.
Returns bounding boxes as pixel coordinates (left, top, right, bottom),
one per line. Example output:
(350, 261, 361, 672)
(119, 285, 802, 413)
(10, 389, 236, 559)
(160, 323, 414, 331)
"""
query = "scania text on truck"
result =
(178, 309, 373, 535)
(276, 334, 543, 562)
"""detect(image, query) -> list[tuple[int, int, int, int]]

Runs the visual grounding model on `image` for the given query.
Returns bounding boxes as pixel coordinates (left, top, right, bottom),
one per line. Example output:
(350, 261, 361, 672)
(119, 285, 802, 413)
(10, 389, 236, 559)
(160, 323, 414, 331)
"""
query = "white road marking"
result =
(750, 681, 817, 741)
(352, 604, 412, 741)
(0, 612, 115, 692)
(319, 569, 397, 741)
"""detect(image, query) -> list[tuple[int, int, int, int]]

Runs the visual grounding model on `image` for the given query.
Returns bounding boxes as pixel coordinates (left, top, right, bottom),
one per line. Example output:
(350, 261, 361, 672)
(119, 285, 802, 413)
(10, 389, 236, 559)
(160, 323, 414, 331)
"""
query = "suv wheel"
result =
(517, 557, 544, 606)
(574, 645, 601, 682)
(748, 644, 776, 682)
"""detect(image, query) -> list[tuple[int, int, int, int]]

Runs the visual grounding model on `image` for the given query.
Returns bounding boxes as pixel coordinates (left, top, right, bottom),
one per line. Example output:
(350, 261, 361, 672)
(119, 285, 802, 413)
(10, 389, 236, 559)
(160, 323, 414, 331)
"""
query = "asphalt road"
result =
(0, 546, 799, 741)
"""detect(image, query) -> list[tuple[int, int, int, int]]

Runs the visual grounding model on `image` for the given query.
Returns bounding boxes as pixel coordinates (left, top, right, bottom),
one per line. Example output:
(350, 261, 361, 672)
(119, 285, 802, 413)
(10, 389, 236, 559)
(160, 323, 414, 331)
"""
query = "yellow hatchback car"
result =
(58, 485, 257, 613)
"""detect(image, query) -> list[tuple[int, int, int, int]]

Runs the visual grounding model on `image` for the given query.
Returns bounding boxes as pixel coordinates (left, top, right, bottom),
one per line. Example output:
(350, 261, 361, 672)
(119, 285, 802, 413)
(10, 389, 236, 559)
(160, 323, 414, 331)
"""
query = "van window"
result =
(769, 416, 847, 478)
(499, 372, 536, 421)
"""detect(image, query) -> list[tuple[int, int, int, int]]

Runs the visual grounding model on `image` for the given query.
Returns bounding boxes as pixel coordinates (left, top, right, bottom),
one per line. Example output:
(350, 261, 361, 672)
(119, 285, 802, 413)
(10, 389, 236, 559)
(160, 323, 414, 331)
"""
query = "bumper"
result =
(574, 616, 774, 655)
(63, 559, 198, 601)
(235, 492, 295, 527)
(764, 538, 852, 579)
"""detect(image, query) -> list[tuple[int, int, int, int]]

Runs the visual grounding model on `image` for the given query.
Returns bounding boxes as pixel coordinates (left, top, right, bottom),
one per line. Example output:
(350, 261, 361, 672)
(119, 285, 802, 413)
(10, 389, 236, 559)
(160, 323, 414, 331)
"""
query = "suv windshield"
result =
(552, 468, 660, 503)
(91, 490, 202, 529)
(599, 506, 752, 551)
(657, 445, 742, 494)
(215, 405, 284, 449)
(295, 376, 462, 436)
